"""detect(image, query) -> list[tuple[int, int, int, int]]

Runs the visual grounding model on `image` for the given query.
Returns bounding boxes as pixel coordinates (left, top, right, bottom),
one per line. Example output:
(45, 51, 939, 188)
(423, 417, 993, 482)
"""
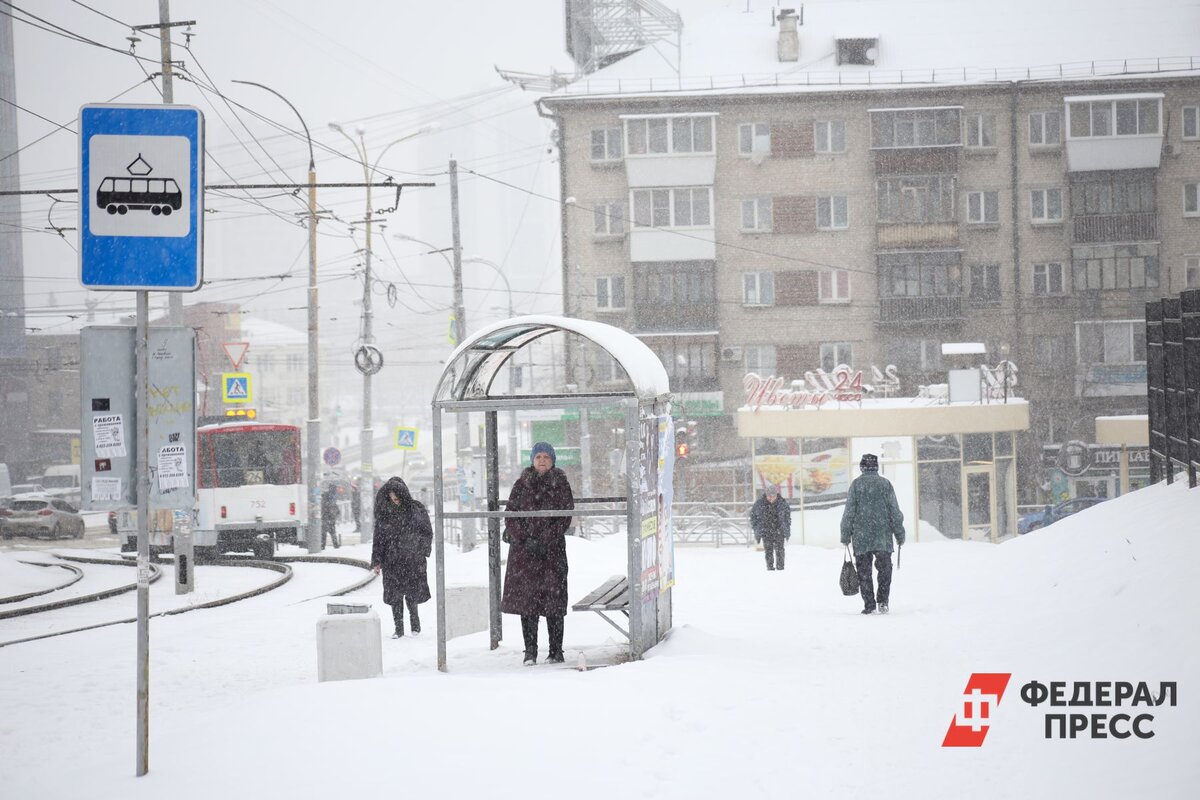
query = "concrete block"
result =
(445, 584, 489, 640)
(316, 608, 382, 682)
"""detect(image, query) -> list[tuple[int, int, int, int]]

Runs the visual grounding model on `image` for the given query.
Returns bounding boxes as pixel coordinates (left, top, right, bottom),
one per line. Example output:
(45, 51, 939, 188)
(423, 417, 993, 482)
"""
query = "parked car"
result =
(1018, 496, 1107, 534)
(0, 497, 86, 540)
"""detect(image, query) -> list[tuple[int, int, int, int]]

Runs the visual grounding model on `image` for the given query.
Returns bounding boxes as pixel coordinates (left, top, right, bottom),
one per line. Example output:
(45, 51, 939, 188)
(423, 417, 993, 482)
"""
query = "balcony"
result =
(876, 222, 959, 250)
(1072, 212, 1158, 243)
(877, 295, 964, 325)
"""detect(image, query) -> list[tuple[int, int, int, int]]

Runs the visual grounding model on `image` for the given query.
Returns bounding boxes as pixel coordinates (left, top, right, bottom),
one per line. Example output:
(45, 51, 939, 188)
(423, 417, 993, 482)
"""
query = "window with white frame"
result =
(969, 264, 1001, 301)
(819, 269, 850, 302)
(1076, 320, 1146, 366)
(1186, 255, 1200, 288)
(870, 108, 962, 148)
(287, 353, 304, 371)
(967, 190, 999, 223)
(744, 344, 777, 374)
(738, 122, 771, 156)
(740, 196, 772, 231)
(742, 271, 775, 306)
(1068, 97, 1161, 138)
(626, 116, 714, 155)
(1033, 262, 1066, 295)
(1185, 182, 1200, 216)
(593, 200, 626, 236)
(966, 113, 996, 148)
(595, 276, 626, 310)
(877, 175, 956, 223)
(1183, 106, 1199, 140)
(1029, 110, 1062, 145)
(631, 187, 711, 227)
(1033, 336, 1067, 372)
(814, 120, 846, 153)
(590, 127, 622, 161)
(816, 195, 849, 229)
(820, 342, 853, 372)
(1030, 187, 1064, 222)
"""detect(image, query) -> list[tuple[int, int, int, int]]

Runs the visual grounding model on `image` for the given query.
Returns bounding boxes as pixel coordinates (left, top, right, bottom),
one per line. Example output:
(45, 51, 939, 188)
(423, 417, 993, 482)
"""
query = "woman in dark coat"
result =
(501, 442, 575, 665)
(370, 476, 432, 638)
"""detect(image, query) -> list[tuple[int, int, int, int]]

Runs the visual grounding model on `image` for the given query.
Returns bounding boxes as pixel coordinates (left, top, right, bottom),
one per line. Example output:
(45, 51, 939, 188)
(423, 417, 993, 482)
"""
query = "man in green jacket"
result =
(839, 453, 905, 615)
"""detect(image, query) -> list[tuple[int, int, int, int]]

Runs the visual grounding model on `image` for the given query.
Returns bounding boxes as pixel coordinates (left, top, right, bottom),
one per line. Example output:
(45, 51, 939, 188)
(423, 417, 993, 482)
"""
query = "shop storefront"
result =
(738, 373, 1030, 544)
(1042, 415, 1151, 501)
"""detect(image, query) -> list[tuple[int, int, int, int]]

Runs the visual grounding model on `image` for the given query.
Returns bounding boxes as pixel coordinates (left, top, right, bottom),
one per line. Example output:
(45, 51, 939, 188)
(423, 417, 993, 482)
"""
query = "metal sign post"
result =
(80, 103, 203, 778)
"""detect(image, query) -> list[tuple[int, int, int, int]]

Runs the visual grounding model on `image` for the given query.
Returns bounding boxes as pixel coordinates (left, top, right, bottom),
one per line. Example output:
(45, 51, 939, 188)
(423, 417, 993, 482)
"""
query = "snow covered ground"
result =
(1, 481, 1197, 798)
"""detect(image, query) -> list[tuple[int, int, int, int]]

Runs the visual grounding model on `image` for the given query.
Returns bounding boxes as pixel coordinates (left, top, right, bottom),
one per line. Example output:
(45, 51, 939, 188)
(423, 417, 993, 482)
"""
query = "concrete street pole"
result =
(450, 160, 475, 552)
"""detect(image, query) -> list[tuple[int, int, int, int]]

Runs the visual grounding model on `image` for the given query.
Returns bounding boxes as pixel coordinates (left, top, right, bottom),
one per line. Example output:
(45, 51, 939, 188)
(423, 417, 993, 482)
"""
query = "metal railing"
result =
(878, 295, 964, 324)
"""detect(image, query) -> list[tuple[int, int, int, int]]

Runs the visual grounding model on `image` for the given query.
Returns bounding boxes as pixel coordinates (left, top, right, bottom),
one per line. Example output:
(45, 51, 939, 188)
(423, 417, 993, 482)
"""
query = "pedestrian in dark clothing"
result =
(501, 442, 575, 665)
(320, 484, 341, 549)
(839, 454, 905, 615)
(351, 478, 362, 532)
(370, 476, 432, 638)
(749, 482, 791, 570)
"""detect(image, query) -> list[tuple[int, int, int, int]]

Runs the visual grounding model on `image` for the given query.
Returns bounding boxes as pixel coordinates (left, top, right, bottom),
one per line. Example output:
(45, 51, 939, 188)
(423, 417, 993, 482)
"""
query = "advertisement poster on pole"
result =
(657, 415, 675, 594)
(638, 416, 660, 602)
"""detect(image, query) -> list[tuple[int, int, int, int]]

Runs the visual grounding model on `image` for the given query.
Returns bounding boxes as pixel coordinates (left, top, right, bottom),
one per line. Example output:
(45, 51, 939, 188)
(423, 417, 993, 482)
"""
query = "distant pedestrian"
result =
(750, 482, 791, 570)
(321, 483, 341, 549)
(371, 477, 432, 638)
(501, 442, 575, 665)
(839, 454, 905, 615)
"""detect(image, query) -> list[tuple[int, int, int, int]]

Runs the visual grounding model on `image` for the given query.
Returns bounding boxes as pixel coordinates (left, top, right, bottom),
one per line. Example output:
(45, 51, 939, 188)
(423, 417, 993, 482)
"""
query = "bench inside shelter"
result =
(571, 574, 630, 639)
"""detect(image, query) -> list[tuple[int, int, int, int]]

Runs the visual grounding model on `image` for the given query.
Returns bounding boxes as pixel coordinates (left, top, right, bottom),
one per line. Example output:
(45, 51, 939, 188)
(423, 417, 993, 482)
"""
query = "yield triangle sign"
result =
(223, 341, 249, 370)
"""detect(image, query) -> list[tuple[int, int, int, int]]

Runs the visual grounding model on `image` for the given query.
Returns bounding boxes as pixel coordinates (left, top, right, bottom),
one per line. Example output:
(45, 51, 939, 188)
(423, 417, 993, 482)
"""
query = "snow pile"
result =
(0, 553, 65, 596)
(0, 482, 1196, 798)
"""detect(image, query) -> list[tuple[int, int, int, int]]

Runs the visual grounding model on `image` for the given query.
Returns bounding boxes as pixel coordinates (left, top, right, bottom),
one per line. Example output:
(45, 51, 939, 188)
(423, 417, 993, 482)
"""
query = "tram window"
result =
(114, 179, 131, 192)
(100, 178, 114, 191)
(166, 179, 180, 193)
(132, 179, 148, 193)
(149, 179, 164, 193)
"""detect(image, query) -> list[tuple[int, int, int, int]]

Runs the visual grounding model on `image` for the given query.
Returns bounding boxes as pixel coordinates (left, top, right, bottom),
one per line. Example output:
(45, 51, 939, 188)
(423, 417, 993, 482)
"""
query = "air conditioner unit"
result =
(721, 346, 743, 363)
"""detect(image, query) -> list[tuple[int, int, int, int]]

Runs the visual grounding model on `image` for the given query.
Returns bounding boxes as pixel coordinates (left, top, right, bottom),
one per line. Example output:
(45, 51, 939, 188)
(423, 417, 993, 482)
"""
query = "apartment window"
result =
(744, 344, 776, 374)
(592, 200, 626, 236)
(967, 191, 999, 224)
(969, 264, 1001, 302)
(884, 338, 943, 372)
(1184, 106, 1200, 140)
(1187, 255, 1200, 288)
(1071, 174, 1155, 215)
(1071, 244, 1160, 290)
(814, 120, 846, 153)
(595, 276, 626, 310)
(632, 187, 711, 227)
(1068, 98, 1161, 138)
(816, 195, 849, 229)
(626, 116, 714, 155)
(820, 342, 854, 372)
(965, 113, 996, 148)
(738, 122, 771, 156)
(1076, 321, 1146, 366)
(1033, 336, 1067, 373)
(1029, 110, 1062, 145)
(1032, 262, 1066, 295)
(742, 271, 775, 306)
(287, 354, 304, 371)
(1185, 182, 1200, 216)
(258, 354, 273, 372)
(636, 268, 715, 305)
(880, 251, 961, 297)
(1030, 188, 1064, 223)
(649, 339, 717, 381)
(590, 127, 622, 161)
(740, 196, 772, 231)
(877, 175, 956, 223)
(819, 269, 850, 303)
(870, 108, 961, 148)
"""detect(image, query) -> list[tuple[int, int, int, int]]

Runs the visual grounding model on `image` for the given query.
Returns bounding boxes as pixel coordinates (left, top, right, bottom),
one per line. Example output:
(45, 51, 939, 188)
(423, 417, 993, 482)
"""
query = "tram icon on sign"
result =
(96, 154, 183, 217)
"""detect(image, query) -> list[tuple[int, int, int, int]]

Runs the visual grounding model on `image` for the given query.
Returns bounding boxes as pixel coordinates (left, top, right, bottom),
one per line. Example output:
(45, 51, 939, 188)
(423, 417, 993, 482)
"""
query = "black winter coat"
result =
(750, 494, 792, 541)
(370, 477, 432, 605)
(501, 466, 574, 617)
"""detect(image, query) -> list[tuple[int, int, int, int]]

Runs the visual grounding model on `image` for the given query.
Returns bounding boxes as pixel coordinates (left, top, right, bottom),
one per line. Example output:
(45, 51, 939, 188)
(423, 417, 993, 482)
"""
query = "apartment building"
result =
(540, 2, 1200, 501)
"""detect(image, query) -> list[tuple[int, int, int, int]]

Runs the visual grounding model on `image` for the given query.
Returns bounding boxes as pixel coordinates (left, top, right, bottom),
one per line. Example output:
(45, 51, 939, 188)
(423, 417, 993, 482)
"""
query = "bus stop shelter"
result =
(431, 315, 675, 671)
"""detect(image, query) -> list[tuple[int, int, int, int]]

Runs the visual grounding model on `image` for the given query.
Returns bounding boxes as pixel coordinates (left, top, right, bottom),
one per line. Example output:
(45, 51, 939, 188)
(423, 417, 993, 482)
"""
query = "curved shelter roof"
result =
(433, 315, 670, 404)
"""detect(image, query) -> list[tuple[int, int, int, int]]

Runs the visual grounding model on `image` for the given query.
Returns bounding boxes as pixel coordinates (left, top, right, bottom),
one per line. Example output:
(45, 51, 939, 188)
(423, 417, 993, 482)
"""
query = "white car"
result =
(0, 497, 86, 540)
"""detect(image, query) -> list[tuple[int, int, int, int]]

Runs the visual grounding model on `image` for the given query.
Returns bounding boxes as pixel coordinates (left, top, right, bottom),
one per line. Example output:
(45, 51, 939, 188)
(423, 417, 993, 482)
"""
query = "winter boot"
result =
(393, 629, 404, 638)
(860, 607, 875, 615)
(546, 651, 565, 664)
(522, 651, 537, 666)
(878, 604, 889, 614)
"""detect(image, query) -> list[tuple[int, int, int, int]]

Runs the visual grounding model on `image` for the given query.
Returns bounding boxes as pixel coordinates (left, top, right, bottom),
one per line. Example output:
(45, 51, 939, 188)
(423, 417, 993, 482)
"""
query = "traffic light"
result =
(676, 441, 689, 459)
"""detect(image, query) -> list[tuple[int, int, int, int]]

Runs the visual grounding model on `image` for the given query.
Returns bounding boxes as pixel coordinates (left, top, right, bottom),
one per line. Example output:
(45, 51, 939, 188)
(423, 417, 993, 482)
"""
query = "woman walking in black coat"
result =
(501, 442, 575, 665)
(370, 476, 432, 638)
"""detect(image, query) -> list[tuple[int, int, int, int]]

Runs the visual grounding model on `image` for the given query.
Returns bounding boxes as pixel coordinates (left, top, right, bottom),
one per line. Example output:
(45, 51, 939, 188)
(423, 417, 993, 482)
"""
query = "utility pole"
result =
(158, 0, 183, 328)
(450, 160, 475, 552)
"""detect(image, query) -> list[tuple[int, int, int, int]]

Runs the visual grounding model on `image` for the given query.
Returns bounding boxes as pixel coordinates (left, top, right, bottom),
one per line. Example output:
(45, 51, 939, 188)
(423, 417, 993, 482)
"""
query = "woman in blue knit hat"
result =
(501, 441, 575, 665)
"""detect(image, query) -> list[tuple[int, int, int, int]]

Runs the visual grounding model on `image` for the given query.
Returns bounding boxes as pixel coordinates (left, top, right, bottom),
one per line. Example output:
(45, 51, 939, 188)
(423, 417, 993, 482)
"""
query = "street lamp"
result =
(463, 255, 520, 475)
(329, 122, 435, 545)
(232, 79, 322, 554)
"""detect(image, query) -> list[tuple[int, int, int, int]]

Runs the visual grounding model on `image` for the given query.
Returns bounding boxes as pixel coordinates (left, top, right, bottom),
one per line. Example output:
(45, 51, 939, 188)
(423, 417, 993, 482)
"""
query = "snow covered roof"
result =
(546, 0, 1200, 101)
(238, 316, 305, 347)
(435, 315, 670, 403)
(941, 343, 987, 356)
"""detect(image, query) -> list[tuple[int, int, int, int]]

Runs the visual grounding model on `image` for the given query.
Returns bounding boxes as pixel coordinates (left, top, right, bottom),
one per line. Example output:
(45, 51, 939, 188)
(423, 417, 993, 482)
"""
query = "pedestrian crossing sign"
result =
(222, 372, 252, 404)
(395, 427, 418, 450)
